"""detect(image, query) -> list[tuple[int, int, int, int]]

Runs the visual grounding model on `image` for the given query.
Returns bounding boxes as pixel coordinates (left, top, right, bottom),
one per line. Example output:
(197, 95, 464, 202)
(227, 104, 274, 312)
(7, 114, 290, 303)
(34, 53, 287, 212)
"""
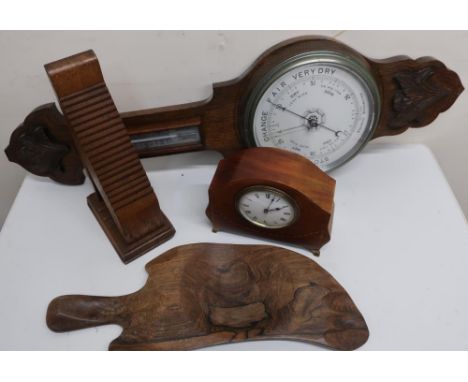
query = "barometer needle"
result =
(318, 123, 343, 137)
(267, 100, 309, 121)
(269, 124, 306, 138)
(267, 99, 344, 137)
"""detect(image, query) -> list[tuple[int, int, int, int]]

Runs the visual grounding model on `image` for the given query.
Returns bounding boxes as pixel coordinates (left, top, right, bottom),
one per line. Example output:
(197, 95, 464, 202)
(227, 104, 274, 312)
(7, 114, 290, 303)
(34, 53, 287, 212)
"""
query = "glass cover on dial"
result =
(236, 186, 298, 229)
(247, 52, 380, 172)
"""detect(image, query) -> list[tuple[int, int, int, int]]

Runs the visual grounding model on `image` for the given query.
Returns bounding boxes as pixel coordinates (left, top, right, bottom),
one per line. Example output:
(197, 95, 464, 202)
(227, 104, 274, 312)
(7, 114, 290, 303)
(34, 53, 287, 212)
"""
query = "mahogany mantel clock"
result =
(206, 147, 335, 255)
(5, 36, 463, 184)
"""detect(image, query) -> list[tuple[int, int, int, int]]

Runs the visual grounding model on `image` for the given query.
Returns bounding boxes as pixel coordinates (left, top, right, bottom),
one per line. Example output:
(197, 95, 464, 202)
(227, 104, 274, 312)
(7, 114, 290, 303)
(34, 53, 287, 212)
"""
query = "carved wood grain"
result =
(47, 243, 369, 351)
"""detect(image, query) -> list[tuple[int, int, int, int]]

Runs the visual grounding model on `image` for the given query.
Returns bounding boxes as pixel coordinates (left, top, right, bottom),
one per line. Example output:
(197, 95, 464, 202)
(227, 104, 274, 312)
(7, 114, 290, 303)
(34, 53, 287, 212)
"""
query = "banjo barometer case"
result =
(6, 36, 464, 184)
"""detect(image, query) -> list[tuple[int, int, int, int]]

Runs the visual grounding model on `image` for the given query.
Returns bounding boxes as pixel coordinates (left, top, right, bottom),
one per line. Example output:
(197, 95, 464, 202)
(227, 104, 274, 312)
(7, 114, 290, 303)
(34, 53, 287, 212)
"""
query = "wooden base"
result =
(88, 193, 175, 263)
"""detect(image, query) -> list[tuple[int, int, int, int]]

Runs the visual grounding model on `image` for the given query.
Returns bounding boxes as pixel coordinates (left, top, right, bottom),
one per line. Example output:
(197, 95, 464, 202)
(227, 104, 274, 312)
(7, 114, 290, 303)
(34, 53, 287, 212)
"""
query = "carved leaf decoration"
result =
(391, 67, 450, 128)
(5, 103, 85, 185)
(7, 124, 69, 175)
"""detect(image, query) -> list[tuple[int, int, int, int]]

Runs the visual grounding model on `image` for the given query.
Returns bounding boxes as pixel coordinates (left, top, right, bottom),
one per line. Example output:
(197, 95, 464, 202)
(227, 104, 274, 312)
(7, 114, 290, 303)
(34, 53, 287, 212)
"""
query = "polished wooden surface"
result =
(206, 147, 335, 254)
(6, 36, 464, 184)
(47, 243, 369, 351)
(45, 50, 175, 263)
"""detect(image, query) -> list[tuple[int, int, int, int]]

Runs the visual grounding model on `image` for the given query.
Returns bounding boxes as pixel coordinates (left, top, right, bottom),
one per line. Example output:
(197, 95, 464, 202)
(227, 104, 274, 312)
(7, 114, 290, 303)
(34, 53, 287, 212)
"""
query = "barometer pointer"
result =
(273, 123, 343, 138)
(267, 100, 309, 121)
(267, 100, 344, 137)
(318, 123, 344, 137)
(271, 124, 306, 137)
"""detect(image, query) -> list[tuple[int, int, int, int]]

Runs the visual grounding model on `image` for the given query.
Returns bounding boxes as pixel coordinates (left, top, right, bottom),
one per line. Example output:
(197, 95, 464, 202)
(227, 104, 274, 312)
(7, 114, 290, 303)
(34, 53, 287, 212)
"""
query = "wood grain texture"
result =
(46, 243, 369, 351)
(6, 36, 463, 184)
(45, 50, 175, 263)
(206, 147, 335, 254)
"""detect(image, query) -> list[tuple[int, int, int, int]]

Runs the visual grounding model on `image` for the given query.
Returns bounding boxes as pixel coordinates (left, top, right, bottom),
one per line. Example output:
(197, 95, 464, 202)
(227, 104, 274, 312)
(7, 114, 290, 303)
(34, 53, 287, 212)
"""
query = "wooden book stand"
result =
(45, 50, 175, 263)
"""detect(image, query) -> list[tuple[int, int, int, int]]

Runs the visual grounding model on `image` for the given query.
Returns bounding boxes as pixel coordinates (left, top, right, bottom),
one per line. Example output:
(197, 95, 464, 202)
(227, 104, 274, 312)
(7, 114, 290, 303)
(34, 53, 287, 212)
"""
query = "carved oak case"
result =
(5, 36, 464, 184)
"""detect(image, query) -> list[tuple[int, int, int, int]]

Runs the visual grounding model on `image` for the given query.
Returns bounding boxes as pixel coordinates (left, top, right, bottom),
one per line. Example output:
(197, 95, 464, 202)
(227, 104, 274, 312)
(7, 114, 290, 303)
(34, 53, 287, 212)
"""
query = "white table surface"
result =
(1, 143, 467, 350)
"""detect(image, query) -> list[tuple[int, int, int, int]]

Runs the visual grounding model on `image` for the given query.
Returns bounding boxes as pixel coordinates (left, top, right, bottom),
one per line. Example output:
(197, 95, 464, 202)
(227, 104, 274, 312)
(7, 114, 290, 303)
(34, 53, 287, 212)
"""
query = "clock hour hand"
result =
(267, 205, 289, 212)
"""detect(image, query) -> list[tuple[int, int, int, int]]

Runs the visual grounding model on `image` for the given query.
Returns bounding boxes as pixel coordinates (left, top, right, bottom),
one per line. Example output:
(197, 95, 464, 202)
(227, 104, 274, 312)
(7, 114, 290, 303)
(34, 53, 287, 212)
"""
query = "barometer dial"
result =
(246, 52, 380, 172)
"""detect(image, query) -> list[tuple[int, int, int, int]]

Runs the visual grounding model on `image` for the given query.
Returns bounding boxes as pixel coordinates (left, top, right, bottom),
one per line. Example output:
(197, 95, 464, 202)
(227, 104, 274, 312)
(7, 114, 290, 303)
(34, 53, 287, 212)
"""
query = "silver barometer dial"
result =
(245, 52, 380, 172)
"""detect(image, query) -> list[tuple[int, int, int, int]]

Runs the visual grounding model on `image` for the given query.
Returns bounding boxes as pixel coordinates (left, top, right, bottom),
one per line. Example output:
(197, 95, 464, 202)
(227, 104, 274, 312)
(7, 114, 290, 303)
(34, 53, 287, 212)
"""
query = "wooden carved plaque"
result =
(44, 50, 175, 263)
(47, 243, 369, 351)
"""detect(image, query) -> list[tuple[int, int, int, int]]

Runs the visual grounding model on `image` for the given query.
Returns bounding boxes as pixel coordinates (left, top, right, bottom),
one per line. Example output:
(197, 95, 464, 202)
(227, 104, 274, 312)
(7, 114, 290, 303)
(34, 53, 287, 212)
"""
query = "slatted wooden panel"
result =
(44, 50, 174, 262)
(60, 83, 155, 219)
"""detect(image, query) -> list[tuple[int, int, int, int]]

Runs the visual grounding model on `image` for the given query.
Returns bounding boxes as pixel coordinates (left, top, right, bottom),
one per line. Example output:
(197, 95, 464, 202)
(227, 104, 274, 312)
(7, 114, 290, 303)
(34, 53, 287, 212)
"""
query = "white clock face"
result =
(237, 187, 298, 229)
(248, 53, 379, 172)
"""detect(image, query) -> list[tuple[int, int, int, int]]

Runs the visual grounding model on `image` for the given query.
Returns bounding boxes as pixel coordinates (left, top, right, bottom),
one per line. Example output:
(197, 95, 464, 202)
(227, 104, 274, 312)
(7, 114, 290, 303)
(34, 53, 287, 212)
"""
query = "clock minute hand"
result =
(263, 197, 276, 214)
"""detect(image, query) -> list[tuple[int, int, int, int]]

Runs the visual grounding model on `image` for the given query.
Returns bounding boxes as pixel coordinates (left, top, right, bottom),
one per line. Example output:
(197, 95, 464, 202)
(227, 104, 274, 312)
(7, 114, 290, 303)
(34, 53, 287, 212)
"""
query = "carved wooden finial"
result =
(5, 103, 84, 185)
(371, 57, 464, 138)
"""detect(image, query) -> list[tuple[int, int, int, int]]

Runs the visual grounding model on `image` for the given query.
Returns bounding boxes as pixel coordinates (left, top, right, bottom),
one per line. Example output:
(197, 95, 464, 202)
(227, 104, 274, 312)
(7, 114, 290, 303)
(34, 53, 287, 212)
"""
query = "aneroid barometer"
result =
(244, 51, 380, 171)
(6, 36, 463, 184)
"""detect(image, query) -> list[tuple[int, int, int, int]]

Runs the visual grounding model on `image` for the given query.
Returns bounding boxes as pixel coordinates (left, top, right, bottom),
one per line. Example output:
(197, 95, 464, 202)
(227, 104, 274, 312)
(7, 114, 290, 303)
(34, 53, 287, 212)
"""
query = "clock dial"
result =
(246, 53, 380, 172)
(236, 186, 298, 229)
